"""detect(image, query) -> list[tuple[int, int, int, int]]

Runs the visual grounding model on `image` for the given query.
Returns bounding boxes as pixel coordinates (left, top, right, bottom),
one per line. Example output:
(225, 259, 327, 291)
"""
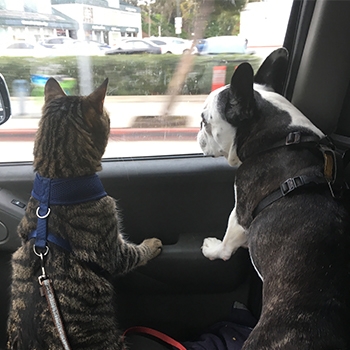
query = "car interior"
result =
(1, 0, 350, 348)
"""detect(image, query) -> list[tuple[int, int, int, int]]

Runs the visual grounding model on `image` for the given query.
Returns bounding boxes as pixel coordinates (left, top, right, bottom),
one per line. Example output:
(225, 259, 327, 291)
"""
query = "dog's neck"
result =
(237, 129, 322, 163)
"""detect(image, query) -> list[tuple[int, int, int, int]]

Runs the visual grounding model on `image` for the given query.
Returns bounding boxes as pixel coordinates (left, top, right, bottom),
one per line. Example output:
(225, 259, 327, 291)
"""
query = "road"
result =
(0, 95, 207, 162)
(6, 95, 207, 128)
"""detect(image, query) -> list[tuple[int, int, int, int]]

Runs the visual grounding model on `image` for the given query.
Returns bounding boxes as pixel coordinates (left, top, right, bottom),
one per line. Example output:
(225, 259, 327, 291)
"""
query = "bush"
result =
(0, 54, 261, 96)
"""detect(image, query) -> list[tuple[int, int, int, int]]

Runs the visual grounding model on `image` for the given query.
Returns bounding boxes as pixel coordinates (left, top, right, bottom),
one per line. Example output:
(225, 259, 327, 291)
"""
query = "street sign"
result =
(175, 16, 182, 27)
(175, 16, 182, 34)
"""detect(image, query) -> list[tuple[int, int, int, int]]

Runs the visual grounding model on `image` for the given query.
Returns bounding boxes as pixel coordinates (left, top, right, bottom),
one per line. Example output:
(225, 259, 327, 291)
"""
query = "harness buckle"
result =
(280, 176, 305, 196)
(285, 131, 301, 145)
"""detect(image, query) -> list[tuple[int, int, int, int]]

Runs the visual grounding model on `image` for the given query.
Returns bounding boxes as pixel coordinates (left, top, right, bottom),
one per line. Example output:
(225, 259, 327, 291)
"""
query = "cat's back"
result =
(7, 78, 125, 349)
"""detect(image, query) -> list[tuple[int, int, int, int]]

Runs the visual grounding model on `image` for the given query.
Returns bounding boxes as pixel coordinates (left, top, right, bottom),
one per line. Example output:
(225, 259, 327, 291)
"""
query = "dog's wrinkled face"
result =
(197, 85, 241, 167)
(198, 48, 294, 167)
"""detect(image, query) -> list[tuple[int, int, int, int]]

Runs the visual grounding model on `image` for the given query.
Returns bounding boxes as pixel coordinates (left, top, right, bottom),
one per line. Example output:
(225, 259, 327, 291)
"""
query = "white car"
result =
(0, 41, 50, 57)
(147, 36, 196, 55)
(38, 36, 75, 49)
(51, 40, 107, 56)
(198, 36, 253, 55)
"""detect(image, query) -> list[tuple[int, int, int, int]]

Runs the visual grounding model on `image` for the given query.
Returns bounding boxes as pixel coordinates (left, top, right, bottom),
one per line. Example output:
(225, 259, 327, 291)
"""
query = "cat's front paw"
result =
(143, 238, 162, 259)
(202, 237, 232, 261)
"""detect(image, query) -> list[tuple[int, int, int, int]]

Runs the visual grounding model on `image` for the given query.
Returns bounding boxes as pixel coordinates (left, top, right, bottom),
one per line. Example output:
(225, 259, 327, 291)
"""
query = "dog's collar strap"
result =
(30, 173, 107, 251)
(245, 131, 321, 161)
(278, 131, 320, 148)
(253, 174, 328, 218)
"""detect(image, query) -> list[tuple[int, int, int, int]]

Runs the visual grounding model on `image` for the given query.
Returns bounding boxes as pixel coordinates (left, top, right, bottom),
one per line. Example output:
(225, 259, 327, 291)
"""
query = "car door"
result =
(130, 40, 149, 54)
(2, 0, 350, 348)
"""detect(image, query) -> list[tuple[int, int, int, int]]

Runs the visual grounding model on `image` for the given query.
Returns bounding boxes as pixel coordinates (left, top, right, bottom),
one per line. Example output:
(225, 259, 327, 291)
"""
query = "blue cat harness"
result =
(28, 173, 107, 253)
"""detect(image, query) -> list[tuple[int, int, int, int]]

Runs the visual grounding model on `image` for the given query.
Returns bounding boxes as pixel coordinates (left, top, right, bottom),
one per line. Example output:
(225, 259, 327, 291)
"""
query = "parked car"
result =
(148, 36, 196, 54)
(52, 40, 109, 56)
(1, 0, 350, 349)
(88, 40, 111, 50)
(105, 38, 162, 55)
(38, 36, 75, 49)
(0, 41, 50, 57)
(6, 42, 34, 50)
(198, 35, 252, 55)
(195, 39, 207, 53)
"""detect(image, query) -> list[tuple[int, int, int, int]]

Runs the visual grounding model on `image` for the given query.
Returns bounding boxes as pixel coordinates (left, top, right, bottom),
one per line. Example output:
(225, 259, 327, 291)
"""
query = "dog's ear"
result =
(226, 62, 255, 123)
(254, 47, 289, 94)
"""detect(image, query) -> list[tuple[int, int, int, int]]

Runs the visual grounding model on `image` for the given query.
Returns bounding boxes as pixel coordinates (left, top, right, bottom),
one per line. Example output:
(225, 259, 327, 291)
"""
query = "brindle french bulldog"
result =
(198, 48, 350, 349)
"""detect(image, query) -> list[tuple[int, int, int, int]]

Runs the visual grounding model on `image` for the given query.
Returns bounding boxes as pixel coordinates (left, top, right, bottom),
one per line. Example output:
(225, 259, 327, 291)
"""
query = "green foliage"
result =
(0, 54, 261, 96)
(140, 0, 179, 37)
(152, 13, 174, 36)
(204, 0, 247, 37)
(141, 11, 175, 37)
(205, 12, 241, 37)
(138, 0, 249, 39)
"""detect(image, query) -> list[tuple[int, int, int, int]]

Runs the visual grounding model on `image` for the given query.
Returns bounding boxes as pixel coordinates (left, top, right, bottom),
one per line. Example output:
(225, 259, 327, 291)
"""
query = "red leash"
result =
(123, 326, 187, 350)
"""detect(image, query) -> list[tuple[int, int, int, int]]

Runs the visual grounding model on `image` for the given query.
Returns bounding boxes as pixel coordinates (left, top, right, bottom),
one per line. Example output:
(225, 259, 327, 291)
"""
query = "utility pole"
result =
(138, 0, 156, 37)
(148, 4, 151, 37)
(175, 0, 182, 36)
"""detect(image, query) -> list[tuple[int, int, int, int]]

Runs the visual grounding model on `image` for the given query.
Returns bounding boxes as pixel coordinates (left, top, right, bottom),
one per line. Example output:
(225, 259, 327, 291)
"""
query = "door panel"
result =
(0, 156, 261, 346)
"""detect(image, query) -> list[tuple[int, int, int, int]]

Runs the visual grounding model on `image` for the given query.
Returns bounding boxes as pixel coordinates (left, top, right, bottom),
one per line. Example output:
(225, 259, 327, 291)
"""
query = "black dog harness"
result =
(252, 131, 348, 218)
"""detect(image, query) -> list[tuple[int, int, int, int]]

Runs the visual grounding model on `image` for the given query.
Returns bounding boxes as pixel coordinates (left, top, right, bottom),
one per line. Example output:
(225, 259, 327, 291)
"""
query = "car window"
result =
(132, 41, 149, 49)
(48, 38, 62, 44)
(152, 40, 166, 45)
(8, 43, 31, 49)
(0, 0, 293, 163)
(122, 41, 133, 49)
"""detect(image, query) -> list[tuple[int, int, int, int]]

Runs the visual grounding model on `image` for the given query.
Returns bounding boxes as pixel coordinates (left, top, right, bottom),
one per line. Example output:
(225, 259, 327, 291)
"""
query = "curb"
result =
(0, 127, 200, 142)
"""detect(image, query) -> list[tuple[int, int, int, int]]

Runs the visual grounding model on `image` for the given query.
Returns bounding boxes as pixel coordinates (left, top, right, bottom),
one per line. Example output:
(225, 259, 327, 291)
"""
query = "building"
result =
(240, 0, 293, 58)
(0, 0, 141, 46)
(0, 0, 78, 44)
(51, 0, 142, 44)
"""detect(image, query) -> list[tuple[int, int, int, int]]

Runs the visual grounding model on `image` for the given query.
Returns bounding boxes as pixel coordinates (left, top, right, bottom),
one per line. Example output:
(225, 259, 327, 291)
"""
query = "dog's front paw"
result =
(142, 238, 163, 259)
(202, 237, 232, 261)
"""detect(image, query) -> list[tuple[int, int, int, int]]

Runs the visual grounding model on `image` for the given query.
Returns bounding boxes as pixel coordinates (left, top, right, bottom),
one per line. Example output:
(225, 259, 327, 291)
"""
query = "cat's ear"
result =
(88, 78, 108, 115)
(44, 78, 66, 103)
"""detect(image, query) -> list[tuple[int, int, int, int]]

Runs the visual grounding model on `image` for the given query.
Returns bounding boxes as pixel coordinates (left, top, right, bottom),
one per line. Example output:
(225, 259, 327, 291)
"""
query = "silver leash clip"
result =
(33, 245, 49, 285)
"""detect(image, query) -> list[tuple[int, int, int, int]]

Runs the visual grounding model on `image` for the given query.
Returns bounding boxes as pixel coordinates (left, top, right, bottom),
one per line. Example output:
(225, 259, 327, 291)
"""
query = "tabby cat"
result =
(7, 78, 162, 349)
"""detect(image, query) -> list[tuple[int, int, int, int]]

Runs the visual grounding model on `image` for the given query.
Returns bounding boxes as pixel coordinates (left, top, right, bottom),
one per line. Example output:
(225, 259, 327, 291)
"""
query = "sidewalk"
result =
(1, 95, 206, 142)
(9, 95, 207, 118)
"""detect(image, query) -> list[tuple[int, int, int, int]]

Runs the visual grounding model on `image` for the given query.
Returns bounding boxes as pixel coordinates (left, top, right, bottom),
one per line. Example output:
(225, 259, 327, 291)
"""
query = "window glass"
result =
(152, 40, 166, 45)
(124, 41, 133, 49)
(49, 38, 62, 44)
(0, 0, 293, 163)
(133, 41, 148, 49)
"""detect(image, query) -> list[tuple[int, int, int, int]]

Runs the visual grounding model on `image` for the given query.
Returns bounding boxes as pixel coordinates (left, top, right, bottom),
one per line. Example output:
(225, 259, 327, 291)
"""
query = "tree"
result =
(123, 0, 138, 5)
(138, 0, 178, 37)
(204, 0, 247, 37)
(180, 0, 198, 37)
(137, 0, 249, 38)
